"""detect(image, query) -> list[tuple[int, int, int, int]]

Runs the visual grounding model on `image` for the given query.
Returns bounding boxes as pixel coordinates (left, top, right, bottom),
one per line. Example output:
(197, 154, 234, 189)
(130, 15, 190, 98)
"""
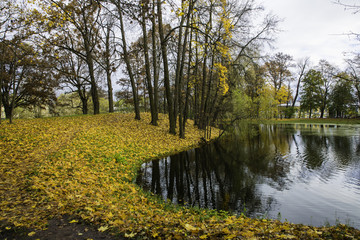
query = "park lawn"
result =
(0, 113, 359, 239)
(269, 117, 360, 125)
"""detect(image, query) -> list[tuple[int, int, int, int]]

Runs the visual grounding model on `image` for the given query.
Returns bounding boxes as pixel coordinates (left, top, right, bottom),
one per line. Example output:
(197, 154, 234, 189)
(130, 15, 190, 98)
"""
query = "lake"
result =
(136, 124, 360, 229)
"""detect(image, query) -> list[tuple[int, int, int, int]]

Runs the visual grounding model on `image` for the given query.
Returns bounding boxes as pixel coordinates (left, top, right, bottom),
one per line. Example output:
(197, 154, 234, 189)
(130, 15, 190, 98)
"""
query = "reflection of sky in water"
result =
(292, 124, 360, 137)
(137, 124, 360, 229)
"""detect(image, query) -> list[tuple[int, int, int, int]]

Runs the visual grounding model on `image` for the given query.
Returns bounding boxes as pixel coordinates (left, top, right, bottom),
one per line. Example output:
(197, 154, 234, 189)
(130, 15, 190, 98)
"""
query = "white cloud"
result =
(262, 0, 360, 68)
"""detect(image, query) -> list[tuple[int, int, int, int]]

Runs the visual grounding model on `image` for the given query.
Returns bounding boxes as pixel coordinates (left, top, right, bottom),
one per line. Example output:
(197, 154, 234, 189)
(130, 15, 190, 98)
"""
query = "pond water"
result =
(136, 124, 360, 229)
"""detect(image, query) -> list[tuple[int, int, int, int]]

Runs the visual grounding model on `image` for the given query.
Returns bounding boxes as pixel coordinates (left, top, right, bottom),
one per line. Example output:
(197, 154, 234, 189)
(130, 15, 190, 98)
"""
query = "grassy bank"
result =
(0, 113, 359, 239)
(266, 118, 360, 125)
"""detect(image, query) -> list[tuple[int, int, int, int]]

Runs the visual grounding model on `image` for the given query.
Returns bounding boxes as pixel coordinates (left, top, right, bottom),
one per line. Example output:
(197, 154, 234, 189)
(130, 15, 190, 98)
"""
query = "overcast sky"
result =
(261, 0, 360, 68)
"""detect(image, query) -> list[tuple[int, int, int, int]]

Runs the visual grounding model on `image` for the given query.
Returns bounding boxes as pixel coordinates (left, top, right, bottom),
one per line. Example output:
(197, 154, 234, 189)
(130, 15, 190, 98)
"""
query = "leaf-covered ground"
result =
(0, 113, 359, 239)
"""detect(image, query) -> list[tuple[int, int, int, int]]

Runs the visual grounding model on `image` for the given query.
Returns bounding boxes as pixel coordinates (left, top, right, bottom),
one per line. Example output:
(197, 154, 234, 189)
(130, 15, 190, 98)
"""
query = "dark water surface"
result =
(136, 124, 360, 229)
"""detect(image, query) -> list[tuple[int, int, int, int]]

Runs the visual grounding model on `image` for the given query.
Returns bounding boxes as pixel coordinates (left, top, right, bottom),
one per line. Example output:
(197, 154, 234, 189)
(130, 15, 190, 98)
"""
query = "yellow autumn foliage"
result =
(215, 62, 230, 95)
(0, 113, 359, 239)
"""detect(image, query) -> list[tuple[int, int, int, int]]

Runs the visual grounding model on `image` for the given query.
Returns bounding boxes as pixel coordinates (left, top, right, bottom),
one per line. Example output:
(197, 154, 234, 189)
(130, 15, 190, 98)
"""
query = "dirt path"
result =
(0, 215, 123, 240)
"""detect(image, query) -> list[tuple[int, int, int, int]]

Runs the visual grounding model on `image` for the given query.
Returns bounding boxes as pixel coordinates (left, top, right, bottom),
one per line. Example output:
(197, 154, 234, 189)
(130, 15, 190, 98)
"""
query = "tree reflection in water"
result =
(136, 124, 360, 228)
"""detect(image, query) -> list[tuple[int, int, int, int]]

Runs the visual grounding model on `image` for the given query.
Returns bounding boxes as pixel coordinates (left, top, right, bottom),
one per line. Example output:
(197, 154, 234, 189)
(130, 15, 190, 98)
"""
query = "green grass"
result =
(262, 118, 360, 125)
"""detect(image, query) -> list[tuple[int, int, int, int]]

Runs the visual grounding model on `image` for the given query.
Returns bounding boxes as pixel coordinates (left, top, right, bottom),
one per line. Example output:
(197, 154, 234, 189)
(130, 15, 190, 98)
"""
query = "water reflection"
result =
(136, 124, 360, 228)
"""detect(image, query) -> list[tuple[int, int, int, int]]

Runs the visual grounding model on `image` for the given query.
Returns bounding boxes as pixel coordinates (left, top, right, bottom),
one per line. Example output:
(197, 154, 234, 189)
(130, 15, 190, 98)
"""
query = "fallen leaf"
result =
(125, 232, 137, 238)
(184, 223, 199, 232)
(98, 226, 109, 232)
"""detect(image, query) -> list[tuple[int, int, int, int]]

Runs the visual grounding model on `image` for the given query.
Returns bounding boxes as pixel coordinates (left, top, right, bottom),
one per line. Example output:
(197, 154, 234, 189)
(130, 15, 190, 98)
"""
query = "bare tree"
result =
(55, 53, 90, 114)
(39, 0, 103, 114)
(157, 0, 176, 134)
(106, 0, 142, 120)
(97, 13, 119, 113)
(345, 56, 360, 107)
(292, 57, 310, 107)
(264, 52, 293, 93)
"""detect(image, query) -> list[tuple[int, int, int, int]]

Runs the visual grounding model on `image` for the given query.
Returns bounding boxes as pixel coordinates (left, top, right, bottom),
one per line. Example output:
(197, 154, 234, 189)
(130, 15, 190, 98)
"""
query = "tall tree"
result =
(292, 57, 310, 107)
(140, 0, 157, 125)
(264, 52, 293, 99)
(317, 60, 336, 118)
(157, 0, 175, 134)
(103, 0, 278, 137)
(200, 0, 279, 129)
(55, 52, 90, 114)
(109, 0, 141, 120)
(300, 69, 323, 118)
(38, 0, 102, 114)
(1, 0, 35, 123)
(98, 13, 118, 113)
(1, 40, 58, 122)
(151, 0, 159, 124)
(345, 56, 360, 110)
(328, 72, 355, 118)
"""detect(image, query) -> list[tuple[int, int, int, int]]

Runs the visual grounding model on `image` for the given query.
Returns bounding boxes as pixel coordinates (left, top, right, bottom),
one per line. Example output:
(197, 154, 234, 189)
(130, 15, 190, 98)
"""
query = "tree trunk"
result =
(118, 7, 141, 120)
(89, 72, 100, 115)
(84, 42, 100, 115)
(320, 93, 327, 118)
(199, 2, 213, 129)
(151, 0, 159, 123)
(141, 3, 156, 125)
(194, 31, 200, 126)
(292, 58, 308, 108)
(0, 73, 2, 124)
(81, 12, 100, 115)
(157, 0, 175, 134)
(182, 21, 194, 138)
(202, 53, 215, 128)
(173, 5, 187, 131)
(0, 44, 5, 124)
(9, 79, 16, 124)
(9, 59, 23, 123)
(292, 79, 301, 108)
(82, 99, 88, 114)
(178, 0, 193, 138)
(106, 70, 114, 113)
(320, 107, 324, 118)
(105, 24, 114, 113)
(78, 87, 88, 114)
(199, 52, 208, 129)
(4, 103, 12, 120)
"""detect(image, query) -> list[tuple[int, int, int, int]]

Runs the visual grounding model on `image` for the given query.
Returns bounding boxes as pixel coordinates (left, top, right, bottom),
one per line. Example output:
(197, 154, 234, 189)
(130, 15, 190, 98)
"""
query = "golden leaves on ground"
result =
(0, 113, 359, 239)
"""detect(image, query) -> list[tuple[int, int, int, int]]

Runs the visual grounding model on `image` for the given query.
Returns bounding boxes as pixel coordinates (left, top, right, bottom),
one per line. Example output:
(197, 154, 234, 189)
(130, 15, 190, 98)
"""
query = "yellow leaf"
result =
(222, 227, 231, 234)
(125, 232, 137, 238)
(106, 211, 113, 219)
(28, 231, 36, 237)
(85, 206, 95, 212)
(111, 219, 125, 225)
(184, 223, 199, 232)
(200, 235, 208, 239)
(98, 226, 108, 232)
(69, 219, 78, 223)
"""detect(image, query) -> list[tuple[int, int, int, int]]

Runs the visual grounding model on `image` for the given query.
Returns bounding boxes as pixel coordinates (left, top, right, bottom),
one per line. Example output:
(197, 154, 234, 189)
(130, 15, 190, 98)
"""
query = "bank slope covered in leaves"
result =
(0, 113, 359, 239)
